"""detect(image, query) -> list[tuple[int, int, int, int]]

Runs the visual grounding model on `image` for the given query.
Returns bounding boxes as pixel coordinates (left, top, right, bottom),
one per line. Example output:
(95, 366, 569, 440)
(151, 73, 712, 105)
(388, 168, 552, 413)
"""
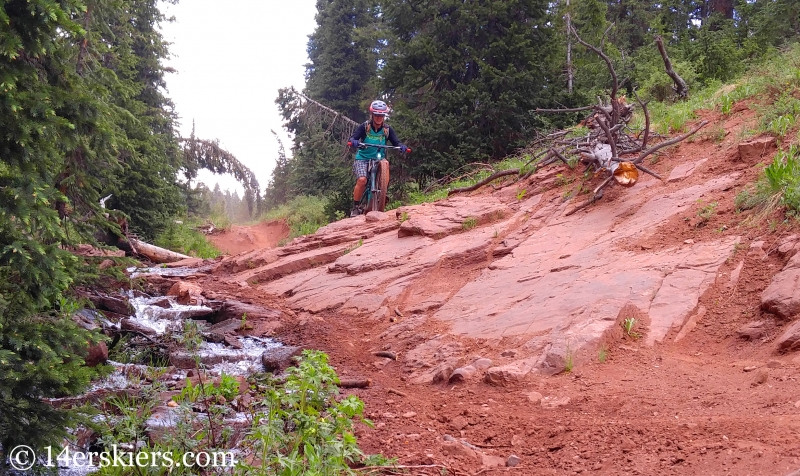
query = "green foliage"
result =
(239, 350, 382, 475)
(382, 0, 569, 178)
(765, 145, 800, 212)
(737, 146, 800, 217)
(154, 219, 222, 258)
(696, 200, 719, 225)
(462, 217, 478, 231)
(598, 344, 608, 364)
(622, 317, 641, 339)
(264, 195, 330, 240)
(342, 238, 364, 255)
(176, 373, 240, 404)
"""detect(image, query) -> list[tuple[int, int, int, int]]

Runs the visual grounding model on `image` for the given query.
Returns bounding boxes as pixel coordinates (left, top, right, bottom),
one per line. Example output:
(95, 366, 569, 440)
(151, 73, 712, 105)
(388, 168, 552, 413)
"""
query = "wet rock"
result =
(150, 297, 172, 308)
(738, 137, 777, 162)
(448, 365, 478, 384)
(261, 345, 304, 373)
(506, 454, 522, 467)
(90, 294, 133, 316)
(776, 320, 800, 353)
(761, 269, 800, 319)
(167, 281, 204, 306)
(121, 318, 159, 337)
(214, 300, 282, 324)
(85, 341, 108, 367)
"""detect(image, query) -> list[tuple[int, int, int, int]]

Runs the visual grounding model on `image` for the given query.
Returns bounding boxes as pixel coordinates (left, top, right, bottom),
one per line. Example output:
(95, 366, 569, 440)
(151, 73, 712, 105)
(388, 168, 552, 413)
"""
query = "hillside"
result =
(165, 100, 800, 474)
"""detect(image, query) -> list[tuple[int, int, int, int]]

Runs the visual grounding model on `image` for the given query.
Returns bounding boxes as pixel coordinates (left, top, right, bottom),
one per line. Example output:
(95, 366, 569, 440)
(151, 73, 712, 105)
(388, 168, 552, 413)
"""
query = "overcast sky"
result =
(160, 0, 318, 196)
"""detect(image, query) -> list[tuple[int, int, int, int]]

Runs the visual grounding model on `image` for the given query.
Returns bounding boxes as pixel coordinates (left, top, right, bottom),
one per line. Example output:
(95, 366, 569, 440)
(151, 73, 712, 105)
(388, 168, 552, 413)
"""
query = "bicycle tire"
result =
(368, 160, 389, 212)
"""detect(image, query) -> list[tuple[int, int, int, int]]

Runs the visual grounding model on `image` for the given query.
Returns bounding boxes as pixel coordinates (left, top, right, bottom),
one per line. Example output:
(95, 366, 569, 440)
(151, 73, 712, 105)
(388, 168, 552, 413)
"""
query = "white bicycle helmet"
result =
(369, 100, 389, 116)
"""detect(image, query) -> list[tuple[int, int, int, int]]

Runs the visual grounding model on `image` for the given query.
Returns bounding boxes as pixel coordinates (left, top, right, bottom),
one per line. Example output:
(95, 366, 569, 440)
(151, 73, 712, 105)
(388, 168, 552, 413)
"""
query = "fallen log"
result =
(130, 238, 191, 263)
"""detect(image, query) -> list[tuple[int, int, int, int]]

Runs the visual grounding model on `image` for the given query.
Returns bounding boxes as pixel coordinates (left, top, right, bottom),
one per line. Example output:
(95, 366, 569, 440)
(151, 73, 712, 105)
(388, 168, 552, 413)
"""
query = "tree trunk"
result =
(565, 0, 573, 94)
(709, 0, 734, 19)
(130, 238, 191, 263)
(655, 35, 688, 99)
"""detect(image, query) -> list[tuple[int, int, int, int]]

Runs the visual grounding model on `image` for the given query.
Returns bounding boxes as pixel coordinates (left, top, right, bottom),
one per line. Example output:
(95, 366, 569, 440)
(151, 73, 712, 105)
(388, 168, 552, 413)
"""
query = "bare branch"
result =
(655, 35, 688, 99)
(536, 105, 596, 113)
(634, 120, 708, 164)
(634, 163, 663, 181)
(572, 24, 619, 124)
(447, 169, 519, 196)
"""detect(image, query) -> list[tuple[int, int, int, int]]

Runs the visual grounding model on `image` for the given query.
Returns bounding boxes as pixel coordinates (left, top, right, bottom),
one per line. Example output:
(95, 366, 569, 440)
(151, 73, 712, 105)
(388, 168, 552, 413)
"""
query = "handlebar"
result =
(348, 141, 412, 154)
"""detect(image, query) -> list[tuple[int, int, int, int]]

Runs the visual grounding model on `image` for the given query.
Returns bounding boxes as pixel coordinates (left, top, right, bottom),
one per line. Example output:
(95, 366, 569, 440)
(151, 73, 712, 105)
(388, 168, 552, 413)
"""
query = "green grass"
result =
(154, 219, 221, 258)
(462, 216, 478, 230)
(737, 144, 800, 218)
(397, 45, 800, 211)
(262, 195, 329, 242)
(638, 43, 800, 134)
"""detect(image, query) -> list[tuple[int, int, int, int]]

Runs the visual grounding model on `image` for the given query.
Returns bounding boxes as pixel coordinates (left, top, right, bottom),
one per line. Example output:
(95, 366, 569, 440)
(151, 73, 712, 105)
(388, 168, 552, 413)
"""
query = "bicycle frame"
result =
(361, 151, 383, 213)
(351, 143, 408, 215)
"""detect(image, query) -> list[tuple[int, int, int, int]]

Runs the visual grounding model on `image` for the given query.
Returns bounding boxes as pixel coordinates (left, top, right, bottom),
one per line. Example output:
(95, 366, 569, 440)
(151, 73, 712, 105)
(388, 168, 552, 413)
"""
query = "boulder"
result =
(738, 321, 767, 340)
(738, 137, 777, 162)
(776, 320, 800, 353)
(485, 360, 534, 386)
(214, 300, 282, 324)
(167, 281, 204, 306)
(261, 345, 304, 373)
(448, 365, 478, 384)
(761, 269, 800, 319)
(85, 341, 108, 367)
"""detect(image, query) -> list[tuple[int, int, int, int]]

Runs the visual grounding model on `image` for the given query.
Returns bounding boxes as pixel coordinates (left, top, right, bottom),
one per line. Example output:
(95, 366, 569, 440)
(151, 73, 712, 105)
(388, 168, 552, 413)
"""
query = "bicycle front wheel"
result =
(367, 160, 389, 212)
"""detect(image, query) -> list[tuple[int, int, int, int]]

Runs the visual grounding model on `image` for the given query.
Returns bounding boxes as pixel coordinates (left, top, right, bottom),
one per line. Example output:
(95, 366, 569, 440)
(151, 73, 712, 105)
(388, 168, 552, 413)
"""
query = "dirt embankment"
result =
(171, 102, 800, 475)
(205, 220, 289, 255)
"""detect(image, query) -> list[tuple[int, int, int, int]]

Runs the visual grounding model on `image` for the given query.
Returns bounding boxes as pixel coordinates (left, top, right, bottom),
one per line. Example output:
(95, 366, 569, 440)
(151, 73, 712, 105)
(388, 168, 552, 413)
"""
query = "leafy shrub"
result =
(154, 220, 221, 258)
(737, 145, 800, 215)
(239, 350, 388, 475)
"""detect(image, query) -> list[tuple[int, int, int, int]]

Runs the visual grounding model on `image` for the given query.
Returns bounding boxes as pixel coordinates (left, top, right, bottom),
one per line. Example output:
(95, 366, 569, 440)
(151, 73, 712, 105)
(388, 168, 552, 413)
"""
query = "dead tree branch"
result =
(571, 24, 619, 124)
(655, 35, 688, 99)
(447, 169, 519, 196)
(634, 120, 708, 164)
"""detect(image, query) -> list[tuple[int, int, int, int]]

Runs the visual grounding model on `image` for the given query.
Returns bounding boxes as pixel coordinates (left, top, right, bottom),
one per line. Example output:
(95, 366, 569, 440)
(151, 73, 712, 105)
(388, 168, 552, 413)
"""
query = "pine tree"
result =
(0, 0, 109, 455)
(381, 0, 563, 178)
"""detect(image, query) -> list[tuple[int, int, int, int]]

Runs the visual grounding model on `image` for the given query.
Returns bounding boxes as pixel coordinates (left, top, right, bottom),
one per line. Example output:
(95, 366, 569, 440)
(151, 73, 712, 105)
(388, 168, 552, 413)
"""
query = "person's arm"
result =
(386, 126, 402, 146)
(349, 123, 367, 144)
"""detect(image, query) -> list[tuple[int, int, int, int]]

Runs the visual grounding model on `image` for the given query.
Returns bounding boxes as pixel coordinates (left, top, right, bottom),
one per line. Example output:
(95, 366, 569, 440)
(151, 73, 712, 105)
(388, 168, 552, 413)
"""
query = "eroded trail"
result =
(175, 110, 800, 475)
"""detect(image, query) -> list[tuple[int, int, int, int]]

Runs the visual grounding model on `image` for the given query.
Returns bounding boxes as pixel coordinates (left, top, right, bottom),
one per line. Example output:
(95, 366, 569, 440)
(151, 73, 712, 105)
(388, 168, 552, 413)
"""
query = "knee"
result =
(356, 177, 367, 186)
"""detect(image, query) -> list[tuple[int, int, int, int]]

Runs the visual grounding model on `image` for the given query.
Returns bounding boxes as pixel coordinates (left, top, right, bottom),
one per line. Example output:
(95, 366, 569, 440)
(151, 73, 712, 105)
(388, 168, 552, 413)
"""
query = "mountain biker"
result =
(348, 100, 408, 217)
